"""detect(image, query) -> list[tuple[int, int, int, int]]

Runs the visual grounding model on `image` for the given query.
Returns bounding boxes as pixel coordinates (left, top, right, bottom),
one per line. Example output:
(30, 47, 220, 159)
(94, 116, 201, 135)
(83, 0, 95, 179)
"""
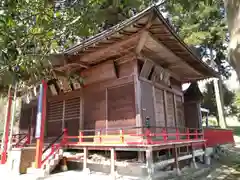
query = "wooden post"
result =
(146, 147, 154, 179)
(111, 148, 116, 179)
(83, 147, 88, 170)
(119, 129, 124, 144)
(98, 130, 102, 143)
(173, 145, 181, 175)
(138, 151, 145, 162)
(133, 60, 142, 134)
(0, 86, 12, 164)
(79, 131, 83, 143)
(163, 90, 168, 130)
(186, 128, 190, 140)
(35, 80, 47, 168)
(191, 143, 197, 168)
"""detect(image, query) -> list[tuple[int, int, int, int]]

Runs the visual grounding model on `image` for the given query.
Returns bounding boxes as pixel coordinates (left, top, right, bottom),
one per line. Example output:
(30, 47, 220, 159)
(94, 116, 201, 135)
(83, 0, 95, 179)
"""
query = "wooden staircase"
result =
(27, 146, 64, 177)
(26, 131, 66, 178)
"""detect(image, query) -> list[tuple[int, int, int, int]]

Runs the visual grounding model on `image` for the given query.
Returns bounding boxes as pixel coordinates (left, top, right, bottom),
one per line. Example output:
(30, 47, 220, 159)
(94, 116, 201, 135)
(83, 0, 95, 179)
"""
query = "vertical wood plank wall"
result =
(139, 78, 185, 133)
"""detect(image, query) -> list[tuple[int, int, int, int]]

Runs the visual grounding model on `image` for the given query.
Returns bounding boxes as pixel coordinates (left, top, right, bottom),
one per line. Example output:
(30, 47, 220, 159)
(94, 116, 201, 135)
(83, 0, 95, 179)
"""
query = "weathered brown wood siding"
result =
(139, 77, 185, 134)
(175, 95, 184, 128)
(154, 88, 165, 131)
(140, 80, 155, 130)
(184, 102, 200, 129)
(46, 100, 63, 137)
(108, 83, 136, 134)
(64, 98, 80, 136)
(19, 59, 137, 141)
(19, 102, 37, 135)
(83, 88, 106, 135)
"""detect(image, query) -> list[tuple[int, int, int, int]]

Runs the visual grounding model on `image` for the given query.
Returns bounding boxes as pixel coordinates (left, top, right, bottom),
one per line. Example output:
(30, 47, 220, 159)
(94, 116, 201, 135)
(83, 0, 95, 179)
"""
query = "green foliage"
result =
(230, 90, 240, 119)
(164, 0, 231, 78)
(0, 0, 156, 93)
(202, 81, 235, 117)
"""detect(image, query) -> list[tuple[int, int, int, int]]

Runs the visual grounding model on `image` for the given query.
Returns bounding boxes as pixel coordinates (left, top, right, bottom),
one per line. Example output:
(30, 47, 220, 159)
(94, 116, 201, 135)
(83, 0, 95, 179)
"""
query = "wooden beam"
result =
(115, 52, 136, 65)
(139, 76, 183, 97)
(147, 33, 202, 76)
(78, 32, 140, 63)
(136, 31, 149, 54)
(135, 12, 155, 55)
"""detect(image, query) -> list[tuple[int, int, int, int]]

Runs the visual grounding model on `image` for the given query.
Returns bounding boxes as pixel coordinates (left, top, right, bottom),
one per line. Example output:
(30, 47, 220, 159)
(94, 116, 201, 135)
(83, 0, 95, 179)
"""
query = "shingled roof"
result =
(57, 3, 217, 81)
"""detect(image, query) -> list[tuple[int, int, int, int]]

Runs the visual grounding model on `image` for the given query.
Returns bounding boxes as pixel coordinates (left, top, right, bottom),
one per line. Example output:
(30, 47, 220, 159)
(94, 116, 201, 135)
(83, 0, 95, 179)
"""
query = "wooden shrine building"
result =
(18, 6, 217, 146)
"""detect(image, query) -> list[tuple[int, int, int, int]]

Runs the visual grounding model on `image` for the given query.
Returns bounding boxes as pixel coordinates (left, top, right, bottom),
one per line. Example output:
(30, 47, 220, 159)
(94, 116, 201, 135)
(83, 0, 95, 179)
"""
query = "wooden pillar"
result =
(191, 144, 197, 168)
(62, 100, 65, 129)
(146, 147, 154, 179)
(83, 147, 88, 170)
(80, 95, 84, 131)
(110, 148, 116, 179)
(133, 60, 142, 133)
(173, 94, 178, 128)
(35, 80, 47, 168)
(105, 88, 108, 134)
(173, 145, 181, 175)
(138, 151, 145, 162)
(163, 90, 168, 130)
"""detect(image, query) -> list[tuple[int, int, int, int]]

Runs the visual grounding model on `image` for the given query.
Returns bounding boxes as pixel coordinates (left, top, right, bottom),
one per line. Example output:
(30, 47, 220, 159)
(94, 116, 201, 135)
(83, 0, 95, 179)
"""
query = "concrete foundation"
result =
(7, 147, 36, 175)
(66, 160, 148, 178)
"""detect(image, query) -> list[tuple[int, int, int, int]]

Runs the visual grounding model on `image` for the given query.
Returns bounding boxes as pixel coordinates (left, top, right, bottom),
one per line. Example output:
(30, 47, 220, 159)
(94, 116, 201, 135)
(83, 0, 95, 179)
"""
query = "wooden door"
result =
(154, 88, 165, 132)
(166, 92, 176, 139)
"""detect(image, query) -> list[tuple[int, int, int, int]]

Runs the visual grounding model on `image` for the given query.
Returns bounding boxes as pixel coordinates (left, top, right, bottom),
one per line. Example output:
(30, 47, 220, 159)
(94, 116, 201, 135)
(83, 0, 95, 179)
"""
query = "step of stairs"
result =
(26, 148, 63, 178)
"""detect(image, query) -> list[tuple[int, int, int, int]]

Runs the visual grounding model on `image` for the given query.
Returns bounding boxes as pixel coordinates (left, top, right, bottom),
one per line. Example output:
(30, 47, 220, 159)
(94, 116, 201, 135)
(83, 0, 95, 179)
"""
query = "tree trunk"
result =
(224, 0, 240, 82)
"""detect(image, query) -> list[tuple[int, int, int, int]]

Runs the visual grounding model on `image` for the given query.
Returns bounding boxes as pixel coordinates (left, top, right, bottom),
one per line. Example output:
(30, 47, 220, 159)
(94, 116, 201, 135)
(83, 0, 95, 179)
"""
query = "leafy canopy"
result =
(0, 0, 154, 93)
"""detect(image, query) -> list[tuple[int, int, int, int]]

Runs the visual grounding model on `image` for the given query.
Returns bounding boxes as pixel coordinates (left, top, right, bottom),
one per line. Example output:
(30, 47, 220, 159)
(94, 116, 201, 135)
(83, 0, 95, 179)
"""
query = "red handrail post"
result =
(186, 128, 190, 140)
(98, 130, 102, 143)
(176, 128, 180, 140)
(120, 129, 124, 144)
(27, 132, 31, 145)
(195, 129, 198, 140)
(162, 128, 167, 142)
(79, 131, 83, 143)
(62, 128, 67, 145)
(145, 128, 151, 144)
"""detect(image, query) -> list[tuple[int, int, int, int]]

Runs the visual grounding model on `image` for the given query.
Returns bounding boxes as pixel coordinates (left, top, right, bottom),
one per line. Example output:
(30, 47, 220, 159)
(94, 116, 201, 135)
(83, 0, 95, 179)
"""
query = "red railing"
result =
(41, 129, 67, 167)
(65, 126, 204, 146)
(12, 133, 30, 148)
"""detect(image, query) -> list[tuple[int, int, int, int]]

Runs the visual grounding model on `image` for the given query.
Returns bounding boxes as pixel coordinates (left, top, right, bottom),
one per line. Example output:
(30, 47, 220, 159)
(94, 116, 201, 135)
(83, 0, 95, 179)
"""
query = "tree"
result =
(224, 0, 240, 83)
(202, 81, 235, 117)
(164, 0, 229, 76)
(163, 0, 230, 127)
(0, 0, 155, 93)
